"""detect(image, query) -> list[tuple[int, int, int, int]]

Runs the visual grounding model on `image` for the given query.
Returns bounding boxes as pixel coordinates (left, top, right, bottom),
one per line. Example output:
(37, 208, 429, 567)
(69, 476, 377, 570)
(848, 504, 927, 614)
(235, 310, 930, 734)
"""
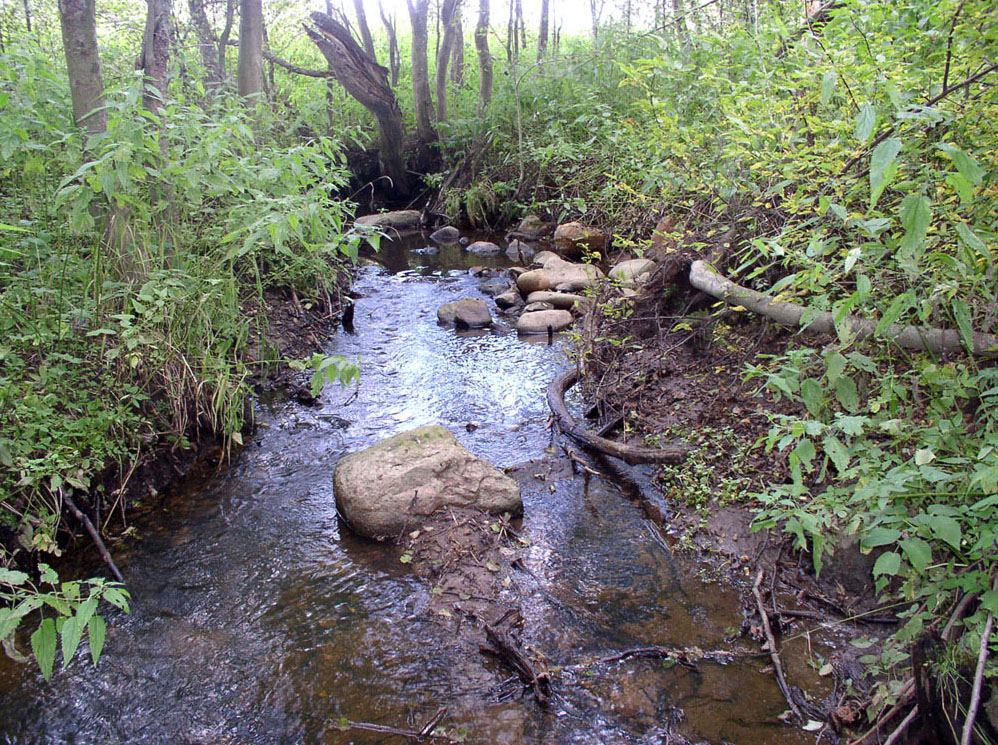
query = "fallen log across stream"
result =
(689, 260, 998, 358)
(546, 369, 690, 465)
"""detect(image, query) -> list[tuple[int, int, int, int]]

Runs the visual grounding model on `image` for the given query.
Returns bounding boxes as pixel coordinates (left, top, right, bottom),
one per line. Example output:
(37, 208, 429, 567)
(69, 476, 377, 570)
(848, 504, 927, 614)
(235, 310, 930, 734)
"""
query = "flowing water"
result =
(0, 235, 820, 744)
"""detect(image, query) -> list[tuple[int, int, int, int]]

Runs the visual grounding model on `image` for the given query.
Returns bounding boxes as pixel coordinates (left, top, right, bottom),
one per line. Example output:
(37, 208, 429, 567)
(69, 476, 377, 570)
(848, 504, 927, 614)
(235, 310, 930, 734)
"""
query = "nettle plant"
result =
(0, 564, 129, 681)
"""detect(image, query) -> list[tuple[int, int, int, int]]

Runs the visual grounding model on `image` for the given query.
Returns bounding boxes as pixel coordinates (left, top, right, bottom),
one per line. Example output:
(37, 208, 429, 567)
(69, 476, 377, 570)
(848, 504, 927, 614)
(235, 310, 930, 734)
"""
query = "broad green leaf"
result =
(39, 564, 58, 585)
(835, 376, 860, 413)
(793, 438, 817, 471)
(929, 515, 962, 551)
(946, 173, 974, 203)
(75, 597, 98, 630)
(0, 569, 29, 585)
(825, 351, 847, 384)
(873, 551, 901, 577)
(820, 71, 837, 106)
(898, 195, 931, 258)
(876, 291, 913, 335)
(801, 378, 825, 416)
(951, 298, 974, 355)
(914, 449, 935, 465)
(854, 104, 876, 143)
(981, 591, 998, 615)
(87, 615, 106, 665)
(954, 223, 986, 256)
(60, 615, 83, 668)
(900, 538, 931, 573)
(869, 138, 902, 209)
(30, 618, 57, 681)
(862, 527, 901, 549)
(822, 435, 852, 473)
(937, 143, 984, 185)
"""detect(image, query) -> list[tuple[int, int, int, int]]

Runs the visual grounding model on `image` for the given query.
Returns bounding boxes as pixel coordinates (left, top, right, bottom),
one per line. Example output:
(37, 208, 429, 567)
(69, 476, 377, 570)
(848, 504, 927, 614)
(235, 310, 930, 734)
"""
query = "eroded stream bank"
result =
(0, 235, 822, 744)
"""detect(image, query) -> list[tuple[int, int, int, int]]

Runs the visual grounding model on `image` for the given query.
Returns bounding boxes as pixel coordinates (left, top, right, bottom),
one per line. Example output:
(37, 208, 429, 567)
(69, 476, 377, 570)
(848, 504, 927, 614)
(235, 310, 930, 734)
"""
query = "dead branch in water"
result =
(62, 492, 125, 584)
(480, 620, 550, 707)
(547, 369, 690, 465)
(330, 707, 455, 742)
(753, 569, 802, 721)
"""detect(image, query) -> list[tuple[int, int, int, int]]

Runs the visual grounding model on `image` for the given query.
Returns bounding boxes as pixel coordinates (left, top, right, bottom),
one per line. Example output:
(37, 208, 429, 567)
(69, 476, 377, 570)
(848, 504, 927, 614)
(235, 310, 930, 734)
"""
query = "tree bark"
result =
(475, 0, 492, 111)
(352, 0, 377, 60)
(188, 0, 224, 85)
(407, 0, 437, 143)
(537, 0, 549, 61)
(450, 12, 464, 86)
(139, 0, 172, 113)
(237, 0, 263, 98)
(22, 0, 32, 34)
(58, 0, 106, 141)
(306, 12, 409, 195)
(689, 261, 998, 359)
(378, 0, 401, 86)
(435, 0, 460, 122)
(218, 0, 235, 78)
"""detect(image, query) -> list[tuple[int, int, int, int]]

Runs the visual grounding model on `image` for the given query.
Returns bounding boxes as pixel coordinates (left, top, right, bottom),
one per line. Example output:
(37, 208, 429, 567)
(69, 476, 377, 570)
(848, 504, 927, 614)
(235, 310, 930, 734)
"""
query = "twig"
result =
(848, 680, 915, 745)
(961, 575, 996, 745)
(883, 705, 918, 745)
(753, 569, 802, 720)
(481, 621, 550, 706)
(62, 492, 125, 584)
(332, 707, 456, 742)
(599, 645, 741, 666)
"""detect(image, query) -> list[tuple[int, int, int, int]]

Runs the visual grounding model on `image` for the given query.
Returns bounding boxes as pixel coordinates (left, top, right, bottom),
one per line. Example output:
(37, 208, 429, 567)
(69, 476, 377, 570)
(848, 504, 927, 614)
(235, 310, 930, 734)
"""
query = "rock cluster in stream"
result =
(354, 210, 658, 337)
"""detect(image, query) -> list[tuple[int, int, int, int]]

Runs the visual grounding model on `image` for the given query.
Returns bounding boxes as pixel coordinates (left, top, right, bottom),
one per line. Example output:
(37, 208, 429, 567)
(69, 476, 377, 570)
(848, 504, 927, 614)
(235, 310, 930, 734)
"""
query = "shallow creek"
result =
(0, 236, 815, 744)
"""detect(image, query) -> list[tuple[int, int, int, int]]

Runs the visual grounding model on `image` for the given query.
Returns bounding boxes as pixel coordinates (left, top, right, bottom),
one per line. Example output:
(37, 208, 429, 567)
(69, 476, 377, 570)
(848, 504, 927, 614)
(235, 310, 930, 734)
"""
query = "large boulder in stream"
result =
(354, 210, 422, 233)
(333, 425, 522, 540)
(516, 256, 604, 294)
(430, 226, 461, 244)
(466, 240, 502, 256)
(517, 309, 574, 335)
(437, 298, 492, 328)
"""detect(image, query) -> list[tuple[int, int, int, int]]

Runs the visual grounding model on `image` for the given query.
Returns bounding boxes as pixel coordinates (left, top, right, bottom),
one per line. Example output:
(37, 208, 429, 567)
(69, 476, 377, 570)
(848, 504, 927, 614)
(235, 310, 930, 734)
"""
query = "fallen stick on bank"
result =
(546, 369, 690, 465)
(689, 260, 998, 358)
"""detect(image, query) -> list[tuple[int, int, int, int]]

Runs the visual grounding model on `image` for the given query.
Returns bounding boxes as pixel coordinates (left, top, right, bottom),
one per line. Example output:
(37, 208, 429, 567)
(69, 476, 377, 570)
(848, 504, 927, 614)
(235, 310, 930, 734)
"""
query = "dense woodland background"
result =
(0, 0, 996, 739)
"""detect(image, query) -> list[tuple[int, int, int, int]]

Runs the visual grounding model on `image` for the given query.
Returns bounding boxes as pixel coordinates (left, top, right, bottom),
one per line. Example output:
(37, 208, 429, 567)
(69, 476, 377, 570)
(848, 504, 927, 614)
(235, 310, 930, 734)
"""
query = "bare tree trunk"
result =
(450, 11, 463, 86)
(262, 21, 275, 98)
(218, 0, 235, 78)
(505, 0, 514, 63)
(475, 0, 492, 111)
(516, 0, 525, 52)
(58, 0, 106, 141)
(407, 0, 437, 143)
(435, 0, 459, 122)
(537, 0, 549, 61)
(139, 0, 172, 113)
(306, 12, 410, 195)
(236, 0, 263, 98)
(352, 0, 377, 60)
(22, 0, 32, 34)
(378, 0, 401, 86)
(188, 0, 224, 85)
(590, 0, 603, 39)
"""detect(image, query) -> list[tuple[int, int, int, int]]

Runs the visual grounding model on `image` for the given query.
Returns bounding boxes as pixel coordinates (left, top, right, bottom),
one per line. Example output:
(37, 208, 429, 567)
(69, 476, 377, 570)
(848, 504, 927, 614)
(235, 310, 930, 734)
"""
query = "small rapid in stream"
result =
(0, 236, 816, 744)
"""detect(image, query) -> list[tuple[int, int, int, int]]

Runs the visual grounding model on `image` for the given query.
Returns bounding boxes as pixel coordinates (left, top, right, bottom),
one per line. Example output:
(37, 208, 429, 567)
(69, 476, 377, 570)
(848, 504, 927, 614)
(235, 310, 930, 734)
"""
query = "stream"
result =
(0, 235, 816, 744)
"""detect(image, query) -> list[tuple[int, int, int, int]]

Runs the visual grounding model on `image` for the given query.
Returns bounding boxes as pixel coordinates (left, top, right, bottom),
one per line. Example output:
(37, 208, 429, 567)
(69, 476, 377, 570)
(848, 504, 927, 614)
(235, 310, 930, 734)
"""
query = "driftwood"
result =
(689, 261, 998, 358)
(480, 621, 550, 706)
(546, 369, 690, 465)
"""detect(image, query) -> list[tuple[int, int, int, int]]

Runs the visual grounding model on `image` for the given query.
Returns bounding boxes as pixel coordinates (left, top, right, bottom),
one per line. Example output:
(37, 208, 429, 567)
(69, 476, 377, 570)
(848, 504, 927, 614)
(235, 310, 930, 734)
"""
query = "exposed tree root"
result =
(546, 369, 690, 465)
